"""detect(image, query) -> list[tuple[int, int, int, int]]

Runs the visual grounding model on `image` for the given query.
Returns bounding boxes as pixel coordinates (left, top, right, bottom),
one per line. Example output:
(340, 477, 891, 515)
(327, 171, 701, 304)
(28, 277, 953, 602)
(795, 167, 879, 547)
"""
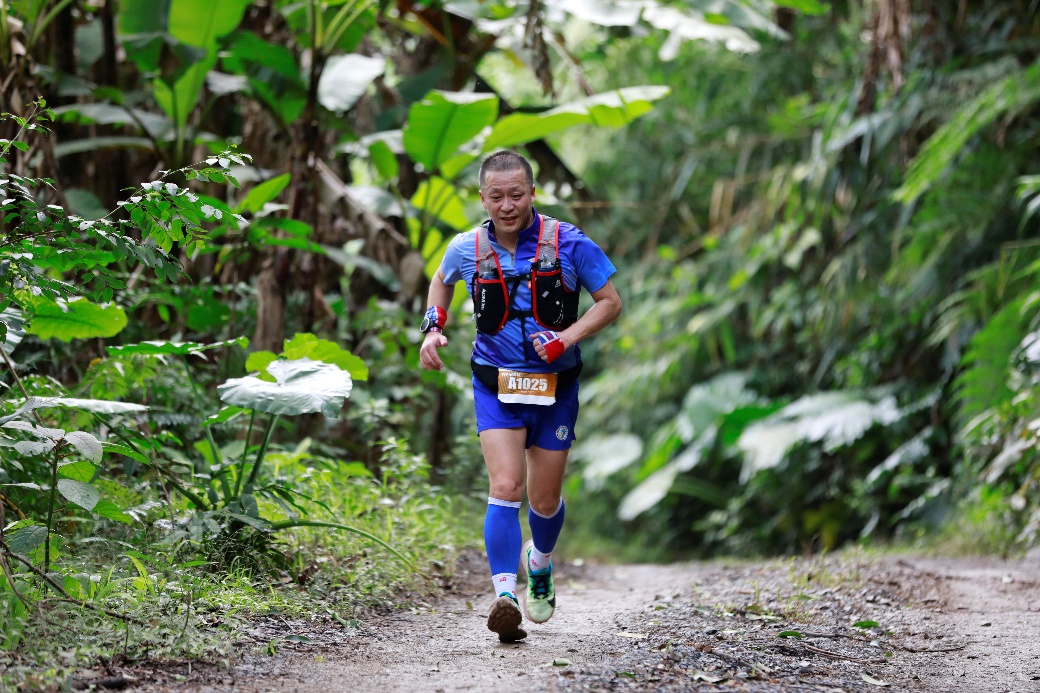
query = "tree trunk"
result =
(253, 251, 289, 352)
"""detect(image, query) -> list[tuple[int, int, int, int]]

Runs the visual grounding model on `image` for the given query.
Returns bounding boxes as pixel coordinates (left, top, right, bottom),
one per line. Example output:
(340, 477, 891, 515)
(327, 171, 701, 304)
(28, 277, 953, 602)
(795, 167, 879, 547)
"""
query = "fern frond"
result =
(895, 61, 1040, 205)
(953, 296, 1031, 426)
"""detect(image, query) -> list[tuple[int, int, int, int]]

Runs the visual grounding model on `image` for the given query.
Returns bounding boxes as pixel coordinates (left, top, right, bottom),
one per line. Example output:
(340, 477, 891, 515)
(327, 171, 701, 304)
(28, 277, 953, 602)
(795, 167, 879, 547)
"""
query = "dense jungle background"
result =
(2, 0, 1040, 686)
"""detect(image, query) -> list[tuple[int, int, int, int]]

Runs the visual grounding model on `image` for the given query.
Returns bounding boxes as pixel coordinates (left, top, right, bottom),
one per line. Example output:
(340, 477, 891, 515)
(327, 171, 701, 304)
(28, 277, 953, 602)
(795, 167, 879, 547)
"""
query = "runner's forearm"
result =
(558, 282, 622, 348)
(426, 269, 455, 324)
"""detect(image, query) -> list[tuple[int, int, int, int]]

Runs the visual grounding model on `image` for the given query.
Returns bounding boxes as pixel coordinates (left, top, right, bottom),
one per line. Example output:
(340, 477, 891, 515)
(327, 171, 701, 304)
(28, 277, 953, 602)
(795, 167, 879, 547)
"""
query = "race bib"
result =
(497, 369, 558, 405)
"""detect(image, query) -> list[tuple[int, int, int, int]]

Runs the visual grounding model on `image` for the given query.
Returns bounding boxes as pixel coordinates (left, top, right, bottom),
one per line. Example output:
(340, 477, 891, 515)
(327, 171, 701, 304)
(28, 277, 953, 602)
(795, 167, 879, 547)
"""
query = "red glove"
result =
(533, 331, 566, 364)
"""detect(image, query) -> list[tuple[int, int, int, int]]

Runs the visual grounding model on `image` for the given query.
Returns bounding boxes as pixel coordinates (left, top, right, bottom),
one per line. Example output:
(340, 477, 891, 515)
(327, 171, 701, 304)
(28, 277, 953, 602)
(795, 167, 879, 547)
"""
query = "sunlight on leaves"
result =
(57, 478, 100, 511)
(217, 358, 353, 418)
(737, 392, 903, 482)
(25, 296, 127, 341)
(318, 54, 386, 113)
(483, 87, 670, 150)
(573, 434, 643, 488)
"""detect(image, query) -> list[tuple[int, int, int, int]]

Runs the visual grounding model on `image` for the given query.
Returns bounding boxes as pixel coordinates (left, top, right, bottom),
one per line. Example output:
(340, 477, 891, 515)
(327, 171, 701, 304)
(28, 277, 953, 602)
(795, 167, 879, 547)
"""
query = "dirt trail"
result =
(898, 556, 1040, 691)
(142, 551, 1040, 692)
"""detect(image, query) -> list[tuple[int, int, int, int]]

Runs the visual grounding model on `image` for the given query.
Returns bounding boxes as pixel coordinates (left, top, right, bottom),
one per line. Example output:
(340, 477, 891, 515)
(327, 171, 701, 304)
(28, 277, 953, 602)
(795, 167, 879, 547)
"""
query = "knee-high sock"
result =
(484, 497, 522, 597)
(528, 498, 566, 572)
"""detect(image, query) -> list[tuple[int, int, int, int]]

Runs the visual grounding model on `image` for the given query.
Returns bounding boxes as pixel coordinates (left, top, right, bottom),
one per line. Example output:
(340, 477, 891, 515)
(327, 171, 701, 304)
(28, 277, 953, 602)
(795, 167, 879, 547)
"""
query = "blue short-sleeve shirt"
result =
(440, 210, 616, 372)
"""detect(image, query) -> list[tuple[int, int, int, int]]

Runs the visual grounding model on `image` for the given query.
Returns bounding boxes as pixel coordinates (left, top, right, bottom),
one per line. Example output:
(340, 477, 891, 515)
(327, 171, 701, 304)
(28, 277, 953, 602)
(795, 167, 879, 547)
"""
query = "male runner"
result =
(419, 151, 621, 642)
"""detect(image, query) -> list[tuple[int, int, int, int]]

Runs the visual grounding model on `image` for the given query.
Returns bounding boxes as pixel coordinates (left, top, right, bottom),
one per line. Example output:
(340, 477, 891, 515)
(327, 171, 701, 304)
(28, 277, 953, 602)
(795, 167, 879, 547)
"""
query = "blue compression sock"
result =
(528, 498, 566, 571)
(484, 498, 522, 596)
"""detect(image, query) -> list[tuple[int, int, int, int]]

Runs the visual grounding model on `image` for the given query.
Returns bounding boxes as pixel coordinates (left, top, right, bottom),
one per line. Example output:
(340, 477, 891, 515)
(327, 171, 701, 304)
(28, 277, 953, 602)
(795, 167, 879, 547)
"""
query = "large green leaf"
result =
(0, 396, 50, 425)
(411, 177, 469, 230)
(236, 173, 291, 214)
(223, 31, 306, 125)
(217, 358, 353, 418)
(51, 103, 174, 138)
(122, 0, 251, 129)
(618, 455, 695, 521)
(6, 525, 48, 554)
(56, 189, 109, 222)
(616, 373, 762, 520)
(93, 500, 135, 524)
(560, 0, 768, 52)
(572, 434, 643, 488)
(737, 392, 903, 483)
(2, 421, 64, 441)
(403, 91, 498, 172)
(58, 460, 99, 483)
(282, 333, 369, 381)
(245, 351, 279, 380)
(117, 0, 169, 34)
(483, 86, 671, 150)
(15, 439, 57, 456)
(25, 297, 127, 341)
(54, 136, 155, 158)
(64, 431, 103, 463)
(647, 2, 781, 43)
(4, 397, 148, 417)
(57, 478, 100, 511)
(317, 54, 385, 113)
(107, 337, 248, 357)
(678, 372, 757, 440)
(775, 0, 829, 14)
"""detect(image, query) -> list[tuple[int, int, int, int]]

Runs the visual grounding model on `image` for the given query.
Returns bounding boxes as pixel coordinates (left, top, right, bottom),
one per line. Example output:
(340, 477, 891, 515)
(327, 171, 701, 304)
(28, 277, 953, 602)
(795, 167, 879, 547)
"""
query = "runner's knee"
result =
(489, 478, 524, 502)
(529, 494, 562, 517)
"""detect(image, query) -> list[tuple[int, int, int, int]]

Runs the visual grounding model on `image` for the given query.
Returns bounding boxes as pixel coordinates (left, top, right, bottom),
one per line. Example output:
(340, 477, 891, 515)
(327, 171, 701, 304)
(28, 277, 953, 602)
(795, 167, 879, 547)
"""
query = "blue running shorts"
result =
(473, 375, 579, 450)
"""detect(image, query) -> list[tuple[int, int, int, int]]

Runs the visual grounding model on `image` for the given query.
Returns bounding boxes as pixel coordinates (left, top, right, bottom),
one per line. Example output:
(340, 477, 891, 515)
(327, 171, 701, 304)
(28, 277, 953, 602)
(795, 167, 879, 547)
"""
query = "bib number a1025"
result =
(497, 369, 558, 405)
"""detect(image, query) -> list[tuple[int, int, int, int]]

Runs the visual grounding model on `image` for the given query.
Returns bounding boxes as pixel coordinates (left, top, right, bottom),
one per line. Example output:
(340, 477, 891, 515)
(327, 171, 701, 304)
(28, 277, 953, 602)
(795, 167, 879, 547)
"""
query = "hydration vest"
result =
(471, 215, 580, 335)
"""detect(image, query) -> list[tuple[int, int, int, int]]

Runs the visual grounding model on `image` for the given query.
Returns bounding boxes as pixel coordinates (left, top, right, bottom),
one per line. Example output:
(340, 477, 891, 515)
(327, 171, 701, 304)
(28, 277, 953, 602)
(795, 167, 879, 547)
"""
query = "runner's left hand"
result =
(532, 331, 567, 364)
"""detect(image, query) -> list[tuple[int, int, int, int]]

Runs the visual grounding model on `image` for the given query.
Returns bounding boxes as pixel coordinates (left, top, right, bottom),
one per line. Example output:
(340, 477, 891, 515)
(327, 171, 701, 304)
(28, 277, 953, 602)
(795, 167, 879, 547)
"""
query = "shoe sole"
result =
(522, 540, 556, 624)
(487, 596, 527, 643)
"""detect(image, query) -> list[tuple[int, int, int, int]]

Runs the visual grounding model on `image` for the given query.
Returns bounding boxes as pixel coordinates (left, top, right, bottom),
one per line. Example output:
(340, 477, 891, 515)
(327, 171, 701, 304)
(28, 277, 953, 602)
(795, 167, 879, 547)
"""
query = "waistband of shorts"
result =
(471, 359, 582, 394)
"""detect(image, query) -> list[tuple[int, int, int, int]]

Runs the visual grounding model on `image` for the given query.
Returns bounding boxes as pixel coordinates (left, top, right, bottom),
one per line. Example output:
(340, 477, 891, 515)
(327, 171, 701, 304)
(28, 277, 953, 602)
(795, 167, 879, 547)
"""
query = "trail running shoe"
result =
(487, 594, 527, 643)
(522, 539, 556, 624)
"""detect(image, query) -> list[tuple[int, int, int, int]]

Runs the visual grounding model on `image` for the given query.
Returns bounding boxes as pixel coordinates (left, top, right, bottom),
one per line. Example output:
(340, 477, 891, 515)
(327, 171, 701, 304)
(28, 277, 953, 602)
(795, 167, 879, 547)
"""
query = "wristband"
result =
(421, 306, 447, 334)
(534, 331, 566, 363)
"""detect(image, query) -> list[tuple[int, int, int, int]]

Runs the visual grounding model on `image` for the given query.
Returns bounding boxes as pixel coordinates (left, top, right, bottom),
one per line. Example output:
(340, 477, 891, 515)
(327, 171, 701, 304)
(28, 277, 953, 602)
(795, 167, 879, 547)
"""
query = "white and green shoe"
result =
(522, 540, 556, 624)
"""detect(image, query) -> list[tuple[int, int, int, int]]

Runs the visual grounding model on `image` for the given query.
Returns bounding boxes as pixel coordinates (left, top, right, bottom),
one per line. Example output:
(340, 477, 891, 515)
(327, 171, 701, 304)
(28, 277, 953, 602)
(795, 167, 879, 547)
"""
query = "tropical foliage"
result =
(568, 0, 1040, 557)
(1, 0, 1039, 681)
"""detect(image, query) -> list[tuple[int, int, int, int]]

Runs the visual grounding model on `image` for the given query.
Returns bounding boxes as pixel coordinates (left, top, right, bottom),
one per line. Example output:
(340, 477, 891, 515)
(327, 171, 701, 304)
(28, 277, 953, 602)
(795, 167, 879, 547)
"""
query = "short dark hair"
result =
(479, 151, 534, 189)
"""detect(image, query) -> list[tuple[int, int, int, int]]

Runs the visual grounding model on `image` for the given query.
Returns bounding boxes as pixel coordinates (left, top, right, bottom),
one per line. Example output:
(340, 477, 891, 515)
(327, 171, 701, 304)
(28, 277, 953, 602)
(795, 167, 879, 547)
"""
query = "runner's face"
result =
(480, 169, 535, 236)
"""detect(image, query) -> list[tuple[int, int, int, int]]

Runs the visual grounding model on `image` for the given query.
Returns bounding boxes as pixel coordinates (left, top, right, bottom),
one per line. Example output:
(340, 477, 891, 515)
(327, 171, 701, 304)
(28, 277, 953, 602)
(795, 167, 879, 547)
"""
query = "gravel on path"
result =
(112, 550, 1040, 692)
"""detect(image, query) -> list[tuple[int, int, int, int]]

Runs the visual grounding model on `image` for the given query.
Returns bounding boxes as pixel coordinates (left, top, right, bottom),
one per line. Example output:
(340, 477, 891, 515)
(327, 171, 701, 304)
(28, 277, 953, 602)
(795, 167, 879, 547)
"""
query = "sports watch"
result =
(421, 306, 446, 334)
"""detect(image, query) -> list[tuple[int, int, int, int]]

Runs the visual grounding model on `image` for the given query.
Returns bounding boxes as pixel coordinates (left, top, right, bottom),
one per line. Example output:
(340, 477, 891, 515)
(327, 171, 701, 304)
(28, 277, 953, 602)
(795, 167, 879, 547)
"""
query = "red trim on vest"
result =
(475, 223, 510, 334)
(471, 215, 577, 333)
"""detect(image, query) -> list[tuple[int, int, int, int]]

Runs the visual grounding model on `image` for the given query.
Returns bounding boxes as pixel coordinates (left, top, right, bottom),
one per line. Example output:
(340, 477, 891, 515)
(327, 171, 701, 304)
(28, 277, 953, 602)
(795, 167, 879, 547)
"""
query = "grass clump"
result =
(0, 439, 480, 690)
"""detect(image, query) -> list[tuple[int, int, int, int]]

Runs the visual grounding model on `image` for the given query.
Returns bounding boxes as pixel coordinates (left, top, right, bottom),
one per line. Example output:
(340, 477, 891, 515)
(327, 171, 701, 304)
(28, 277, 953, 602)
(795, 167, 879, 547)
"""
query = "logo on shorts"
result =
(556, 426, 569, 441)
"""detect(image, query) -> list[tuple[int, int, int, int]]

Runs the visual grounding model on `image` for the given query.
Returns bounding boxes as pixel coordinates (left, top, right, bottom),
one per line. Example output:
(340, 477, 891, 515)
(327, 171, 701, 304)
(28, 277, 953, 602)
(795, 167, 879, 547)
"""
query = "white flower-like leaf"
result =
(217, 358, 353, 418)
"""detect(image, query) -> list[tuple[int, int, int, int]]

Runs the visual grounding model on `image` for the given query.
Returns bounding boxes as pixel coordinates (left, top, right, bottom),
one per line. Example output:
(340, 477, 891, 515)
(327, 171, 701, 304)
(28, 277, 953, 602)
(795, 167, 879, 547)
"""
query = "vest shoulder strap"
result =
(536, 216, 560, 266)
(474, 216, 561, 265)
(474, 221, 495, 263)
